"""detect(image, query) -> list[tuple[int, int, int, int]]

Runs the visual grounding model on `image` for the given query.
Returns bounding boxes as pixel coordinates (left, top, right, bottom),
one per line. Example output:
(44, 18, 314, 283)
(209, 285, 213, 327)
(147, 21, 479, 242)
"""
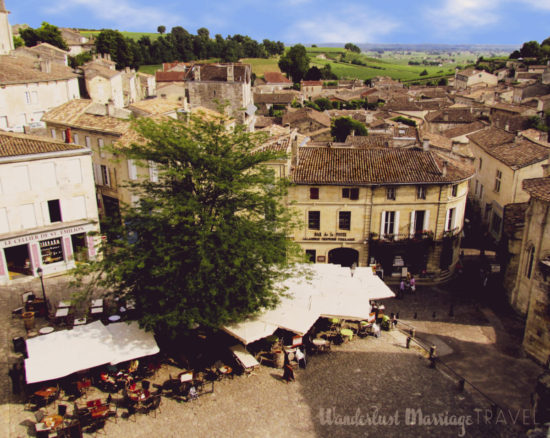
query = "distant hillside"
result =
(311, 43, 519, 52)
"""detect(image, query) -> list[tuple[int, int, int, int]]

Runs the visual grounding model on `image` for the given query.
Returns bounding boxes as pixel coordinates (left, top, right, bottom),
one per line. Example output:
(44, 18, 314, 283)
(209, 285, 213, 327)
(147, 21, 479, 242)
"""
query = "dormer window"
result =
(342, 187, 359, 200)
(310, 187, 319, 199)
(417, 186, 426, 200)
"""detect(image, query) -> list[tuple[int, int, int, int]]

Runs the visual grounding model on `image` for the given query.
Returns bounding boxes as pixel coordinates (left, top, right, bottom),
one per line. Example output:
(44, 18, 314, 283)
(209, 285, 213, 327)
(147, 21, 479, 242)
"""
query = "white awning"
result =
(24, 320, 160, 384)
(223, 263, 395, 345)
(105, 321, 160, 365)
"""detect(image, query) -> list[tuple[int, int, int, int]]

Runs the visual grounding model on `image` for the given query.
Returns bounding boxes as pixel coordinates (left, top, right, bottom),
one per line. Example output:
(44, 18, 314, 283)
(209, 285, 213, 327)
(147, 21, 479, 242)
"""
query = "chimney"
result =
(65, 127, 72, 144)
(227, 64, 234, 83)
(291, 135, 298, 167)
(422, 138, 430, 151)
(39, 59, 51, 74)
(504, 123, 510, 131)
(543, 153, 550, 177)
(442, 160, 448, 177)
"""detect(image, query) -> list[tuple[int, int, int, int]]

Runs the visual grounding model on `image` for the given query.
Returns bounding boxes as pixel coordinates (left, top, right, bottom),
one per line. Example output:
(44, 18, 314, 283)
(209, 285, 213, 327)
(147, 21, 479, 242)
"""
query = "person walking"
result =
(399, 278, 405, 299)
(282, 364, 295, 383)
(410, 275, 416, 294)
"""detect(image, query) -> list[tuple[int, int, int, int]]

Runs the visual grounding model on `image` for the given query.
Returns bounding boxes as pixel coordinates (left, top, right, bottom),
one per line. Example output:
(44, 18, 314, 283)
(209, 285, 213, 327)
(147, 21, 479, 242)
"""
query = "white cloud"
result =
(286, 9, 399, 43)
(426, 0, 501, 32)
(45, 0, 180, 30)
(517, 0, 550, 11)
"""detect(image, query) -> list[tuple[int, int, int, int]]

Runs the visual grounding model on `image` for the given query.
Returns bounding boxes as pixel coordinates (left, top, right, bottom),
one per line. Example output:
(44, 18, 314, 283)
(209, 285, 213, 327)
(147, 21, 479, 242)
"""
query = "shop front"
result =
(0, 221, 99, 284)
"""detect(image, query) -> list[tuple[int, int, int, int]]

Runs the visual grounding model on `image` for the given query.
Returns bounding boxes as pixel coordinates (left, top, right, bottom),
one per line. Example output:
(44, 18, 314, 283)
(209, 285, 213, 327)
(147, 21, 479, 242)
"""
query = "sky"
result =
(5, 0, 550, 46)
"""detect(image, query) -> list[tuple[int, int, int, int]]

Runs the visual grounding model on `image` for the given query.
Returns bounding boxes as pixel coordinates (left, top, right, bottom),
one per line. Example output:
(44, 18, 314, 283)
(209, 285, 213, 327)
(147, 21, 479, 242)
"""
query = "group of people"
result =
(398, 273, 416, 298)
(282, 346, 307, 383)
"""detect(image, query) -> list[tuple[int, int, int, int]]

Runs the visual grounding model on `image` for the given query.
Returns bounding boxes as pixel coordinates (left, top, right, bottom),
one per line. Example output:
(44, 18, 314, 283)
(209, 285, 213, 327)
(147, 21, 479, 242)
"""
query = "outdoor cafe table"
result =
(91, 404, 110, 419)
(36, 414, 63, 431)
(340, 328, 354, 342)
(55, 308, 69, 318)
(34, 386, 57, 399)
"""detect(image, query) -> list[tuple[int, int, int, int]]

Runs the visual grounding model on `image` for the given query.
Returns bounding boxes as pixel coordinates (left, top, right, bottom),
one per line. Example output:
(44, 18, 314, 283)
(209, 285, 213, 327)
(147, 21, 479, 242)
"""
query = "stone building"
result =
(156, 62, 255, 130)
(509, 175, 550, 364)
(454, 69, 498, 90)
(0, 0, 13, 55)
(0, 131, 100, 284)
(0, 55, 80, 131)
(467, 127, 550, 242)
(287, 144, 474, 281)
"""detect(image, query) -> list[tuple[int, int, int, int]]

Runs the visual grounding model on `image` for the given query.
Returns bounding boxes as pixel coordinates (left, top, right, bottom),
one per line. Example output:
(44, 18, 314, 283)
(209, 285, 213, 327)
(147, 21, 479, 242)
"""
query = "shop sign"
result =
(0, 225, 90, 248)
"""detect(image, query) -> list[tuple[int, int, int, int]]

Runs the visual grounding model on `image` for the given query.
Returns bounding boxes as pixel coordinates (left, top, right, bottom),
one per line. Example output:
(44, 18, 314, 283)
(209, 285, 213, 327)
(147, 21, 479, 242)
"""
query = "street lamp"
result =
(36, 267, 48, 312)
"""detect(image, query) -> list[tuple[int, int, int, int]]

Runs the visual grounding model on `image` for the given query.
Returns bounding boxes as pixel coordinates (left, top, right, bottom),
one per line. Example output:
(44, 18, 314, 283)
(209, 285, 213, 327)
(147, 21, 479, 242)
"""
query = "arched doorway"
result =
(328, 248, 359, 267)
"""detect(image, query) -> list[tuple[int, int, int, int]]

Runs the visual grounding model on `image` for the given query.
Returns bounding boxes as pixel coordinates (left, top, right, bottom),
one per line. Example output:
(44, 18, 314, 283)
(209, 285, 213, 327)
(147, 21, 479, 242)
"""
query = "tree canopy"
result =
(331, 116, 368, 141)
(19, 22, 68, 51)
(74, 113, 301, 339)
(278, 44, 310, 83)
(344, 43, 361, 53)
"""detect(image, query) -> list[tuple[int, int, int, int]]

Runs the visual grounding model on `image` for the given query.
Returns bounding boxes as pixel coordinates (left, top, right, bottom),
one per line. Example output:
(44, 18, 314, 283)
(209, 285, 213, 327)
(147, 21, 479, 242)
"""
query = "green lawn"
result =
(138, 64, 162, 75)
(240, 58, 281, 76)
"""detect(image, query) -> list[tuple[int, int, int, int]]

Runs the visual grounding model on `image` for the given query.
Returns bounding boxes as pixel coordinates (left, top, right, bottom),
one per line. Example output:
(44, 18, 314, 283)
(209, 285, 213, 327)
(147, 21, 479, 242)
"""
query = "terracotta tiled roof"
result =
(345, 134, 392, 148)
(0, 131, 86, 158)
(263, 72, 291, 84)
(442, 121, 486, 139)
(292, 147, 473, 185)
(384, 99, 421, 112)
(128, 98, 183, 115)
(523, 177, 550, 202)
(156, 71, 186, 82)
(82, 63, 120, 80)
(282, 108, 330, 127)
(253, 92, 296, 104)
(42, 99, 130, 135)
(394, 125, 417, 138)
(255, 116, 275, 128)
(255, 134, 293, 153)
(468, 128, 550, 169)
(425, 108, 477, 123)
(301, 81, 323, 86)
(0, 55, 77, 84)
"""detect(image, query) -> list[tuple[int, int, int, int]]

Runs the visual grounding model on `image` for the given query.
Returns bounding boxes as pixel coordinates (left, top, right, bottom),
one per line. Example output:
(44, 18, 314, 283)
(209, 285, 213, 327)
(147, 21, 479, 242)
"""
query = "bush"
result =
(419, 69, 428, 76)
(391, 116, 416, 127)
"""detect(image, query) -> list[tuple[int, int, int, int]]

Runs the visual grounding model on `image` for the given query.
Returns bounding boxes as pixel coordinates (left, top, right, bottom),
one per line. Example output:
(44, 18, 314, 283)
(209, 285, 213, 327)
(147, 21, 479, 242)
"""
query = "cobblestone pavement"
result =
(0, 273, 536, 437)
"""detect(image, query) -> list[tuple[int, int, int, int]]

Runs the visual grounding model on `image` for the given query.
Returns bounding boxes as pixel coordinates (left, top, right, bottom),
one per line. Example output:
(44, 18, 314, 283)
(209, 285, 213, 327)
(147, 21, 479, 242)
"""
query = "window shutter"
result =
(410, 211, 415, 236)
(105, 168, 111, 187)
(423, 210, 430, 231)
(445, 209, 451, 231)
(394, 211, 400, 238)
(127, 159, 137, 180)
(93, 164, 101, 185)
(380, 211, 386, 237)
(149, 161, 158, 183)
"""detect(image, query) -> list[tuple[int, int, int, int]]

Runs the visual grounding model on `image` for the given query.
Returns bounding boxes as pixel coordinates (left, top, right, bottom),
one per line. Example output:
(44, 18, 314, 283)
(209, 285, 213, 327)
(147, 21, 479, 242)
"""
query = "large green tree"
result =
(20, 22, 68, 51)
(95, 29, 135, 69)
(75, 114, 301, 339)
(331, 116, 368, 142)
(278, 44, 310, 83)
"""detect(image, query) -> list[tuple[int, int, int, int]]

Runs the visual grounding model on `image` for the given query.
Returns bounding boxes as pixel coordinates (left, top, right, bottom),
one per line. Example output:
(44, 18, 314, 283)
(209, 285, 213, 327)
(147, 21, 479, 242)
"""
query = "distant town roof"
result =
(263, 72, 291, 84)
(523, 177, 550, 203)
(0, 55, 77, 85)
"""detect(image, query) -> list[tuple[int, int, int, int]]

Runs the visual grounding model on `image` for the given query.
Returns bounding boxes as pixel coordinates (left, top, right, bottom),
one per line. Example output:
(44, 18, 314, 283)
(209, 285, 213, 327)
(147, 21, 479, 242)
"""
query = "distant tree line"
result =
(510, 37, 550, 63)
(95, 27, 285, 70)
(18, 22, 285, 70)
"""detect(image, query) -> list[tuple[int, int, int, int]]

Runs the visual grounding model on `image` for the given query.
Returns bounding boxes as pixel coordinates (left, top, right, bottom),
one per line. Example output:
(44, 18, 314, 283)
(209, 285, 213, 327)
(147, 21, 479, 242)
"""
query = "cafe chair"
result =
(145, 394, 162, 418)
(58, 404, 68, 418)
(35, 410, 46, 423)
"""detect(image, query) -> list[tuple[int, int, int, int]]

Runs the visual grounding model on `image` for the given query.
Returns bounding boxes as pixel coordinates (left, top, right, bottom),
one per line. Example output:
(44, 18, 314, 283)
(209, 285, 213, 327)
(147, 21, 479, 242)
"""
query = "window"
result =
(149, 161, 159, 183)
(386, 187, 396, 200)
(484, 203, 492, 219)
(479, 184, 484, 199)
(417, 186, 426, 200)
(31, 91, 38, 104)
(308, 211, 320, 230)
(411, 210, 426, 235)
(61, 130, 66, 142)
(494, 170, 502, 193)
(310, 187, 319, 199)
(305, 250, 316, 263)
(98, 138, 105, 157)
(24, 91, 31, 104)
(445, 207, 455, 231)
(451, 184, 458, 197)
(475, 180, 478, 196)
(479, 158, 482, 170)
(85, 136, 91, 148)
(50, 129, 56, 139)
(492, 212, 502, 234)
(383, 211, 396, 235)
(127, 159, 138, 180)
(526, 246, 535, 279)
(47, 199, 62, 223)
(73, 133, 79, 145)
(101, 165, 110, 186)
(342, 188, 359, 200)
(339, 211, 351, 230)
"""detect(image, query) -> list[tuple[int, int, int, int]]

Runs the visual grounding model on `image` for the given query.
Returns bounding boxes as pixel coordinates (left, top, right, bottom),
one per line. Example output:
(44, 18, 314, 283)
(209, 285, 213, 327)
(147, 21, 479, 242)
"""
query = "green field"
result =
(80, 30, 161, 41)
(138, 64, 162, 75)
(240, 58, 281, 76)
